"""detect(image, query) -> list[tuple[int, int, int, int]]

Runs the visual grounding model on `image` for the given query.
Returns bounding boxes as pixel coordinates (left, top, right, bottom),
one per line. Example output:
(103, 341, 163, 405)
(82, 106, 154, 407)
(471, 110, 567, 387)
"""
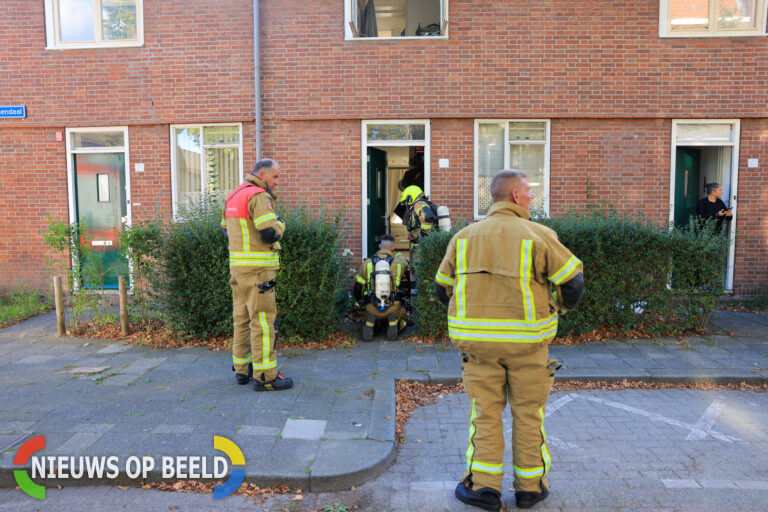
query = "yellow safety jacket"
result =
(355, 249, 405, 299)
(406, 198, 435, 242)
(221, 175, 285, 273)
(435, 201, 582, 346)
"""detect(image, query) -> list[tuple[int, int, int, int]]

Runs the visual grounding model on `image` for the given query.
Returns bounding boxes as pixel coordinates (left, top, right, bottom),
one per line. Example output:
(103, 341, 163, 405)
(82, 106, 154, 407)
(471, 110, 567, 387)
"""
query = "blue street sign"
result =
(0, 105, 26, 119)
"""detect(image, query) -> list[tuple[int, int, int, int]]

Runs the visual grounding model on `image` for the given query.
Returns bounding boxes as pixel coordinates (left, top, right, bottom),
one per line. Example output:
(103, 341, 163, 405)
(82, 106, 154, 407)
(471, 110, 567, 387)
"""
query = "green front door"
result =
(73, 153, 130, 289)
(674, 147, 700, 228)
(366, 147, 387, 256)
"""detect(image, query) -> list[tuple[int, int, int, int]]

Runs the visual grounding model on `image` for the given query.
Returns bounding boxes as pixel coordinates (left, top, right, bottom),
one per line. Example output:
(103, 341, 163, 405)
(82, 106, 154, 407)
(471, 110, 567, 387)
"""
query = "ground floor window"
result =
(474, 120, 550, 218)
(170, 124, 243, 217)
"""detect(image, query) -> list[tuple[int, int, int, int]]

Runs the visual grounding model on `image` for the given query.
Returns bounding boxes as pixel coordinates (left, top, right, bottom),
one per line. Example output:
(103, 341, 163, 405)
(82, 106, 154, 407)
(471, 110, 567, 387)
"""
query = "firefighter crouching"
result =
(222, 158, 293, 392)
(353, 234, 409, 342)
(435, 170, 584, 511)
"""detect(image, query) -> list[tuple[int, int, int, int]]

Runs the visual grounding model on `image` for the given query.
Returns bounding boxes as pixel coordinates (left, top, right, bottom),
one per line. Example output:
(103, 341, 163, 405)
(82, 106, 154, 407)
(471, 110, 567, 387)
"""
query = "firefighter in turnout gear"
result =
(399, 185, 437, 244)
(435, 170, 584, 511)
(222, 158, 293, 392)
(353, 234, 409, 341)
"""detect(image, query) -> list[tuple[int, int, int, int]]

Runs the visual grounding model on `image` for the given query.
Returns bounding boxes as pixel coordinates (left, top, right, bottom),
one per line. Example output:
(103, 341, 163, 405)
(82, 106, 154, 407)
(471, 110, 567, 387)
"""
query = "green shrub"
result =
(0, 286, 50, 326)
(275, 205, 349, 342)
(415, 211, 728, 338)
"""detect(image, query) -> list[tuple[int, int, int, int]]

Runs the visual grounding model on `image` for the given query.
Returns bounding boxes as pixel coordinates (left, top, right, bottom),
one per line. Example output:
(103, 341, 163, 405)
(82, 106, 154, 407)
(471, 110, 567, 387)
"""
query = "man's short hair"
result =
(380, 234, 395, 245)
(705, 182, 721, 195)
(490, 169, 527, 202)
(253, 158, 277, 174)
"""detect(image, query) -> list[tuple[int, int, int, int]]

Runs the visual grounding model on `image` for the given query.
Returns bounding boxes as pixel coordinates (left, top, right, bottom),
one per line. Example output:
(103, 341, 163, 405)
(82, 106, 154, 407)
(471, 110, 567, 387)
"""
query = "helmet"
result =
(399, 185, 423, 206)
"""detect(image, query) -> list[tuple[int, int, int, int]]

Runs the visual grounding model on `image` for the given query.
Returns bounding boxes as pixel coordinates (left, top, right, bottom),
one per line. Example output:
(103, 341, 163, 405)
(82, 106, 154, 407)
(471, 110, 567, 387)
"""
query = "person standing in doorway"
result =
(222, 158, 293, 391)
(435, 170, 584, 510)
(696, 182, 733, 233)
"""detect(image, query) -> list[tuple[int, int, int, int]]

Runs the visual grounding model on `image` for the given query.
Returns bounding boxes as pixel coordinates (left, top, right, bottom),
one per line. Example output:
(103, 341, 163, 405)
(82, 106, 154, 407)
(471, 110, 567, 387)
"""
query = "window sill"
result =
(659, 31, 766, 38)
(345, 35, 448, 42)
(46, 42, 145, 50)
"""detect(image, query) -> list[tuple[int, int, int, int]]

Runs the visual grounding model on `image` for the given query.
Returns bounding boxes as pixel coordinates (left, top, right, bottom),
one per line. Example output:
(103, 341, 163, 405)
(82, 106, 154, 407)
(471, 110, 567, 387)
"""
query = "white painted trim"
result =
(669, 119, 740, 292)
(169, 122, 244, 219)
(659, 0, 767, 38)
(65, 126, 131, 289)
(45, 0, 145, 50)
(473, 119, 551, 219)
(344, 0, 449, 40)
(361, 119, 431, 259)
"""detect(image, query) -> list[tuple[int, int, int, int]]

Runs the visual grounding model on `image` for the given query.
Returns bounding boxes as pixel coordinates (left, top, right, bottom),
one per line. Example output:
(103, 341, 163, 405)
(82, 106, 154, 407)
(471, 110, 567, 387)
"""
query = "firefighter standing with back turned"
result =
(222, 158, 293, 392)
(435, 170, 584, 510)
(353, 234, 409, 341)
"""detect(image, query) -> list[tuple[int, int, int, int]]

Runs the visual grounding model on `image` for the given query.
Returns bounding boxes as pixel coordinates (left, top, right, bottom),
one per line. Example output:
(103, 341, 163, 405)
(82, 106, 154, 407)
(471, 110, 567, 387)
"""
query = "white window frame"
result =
(170, 123, 244, 219)
(668, 119, 740, 292)
(659, 0, 767, 37)
(65, 126, 132, 291)
(473, 119, 551, 219)
(361, 119, 430, 259)
(344, 0, 449, 41)
(44, 0, 145, 50)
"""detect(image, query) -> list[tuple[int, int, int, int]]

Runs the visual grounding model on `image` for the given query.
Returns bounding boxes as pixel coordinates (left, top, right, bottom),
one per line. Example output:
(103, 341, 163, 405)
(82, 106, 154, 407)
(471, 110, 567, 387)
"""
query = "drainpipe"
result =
(253, 0, 261, 160)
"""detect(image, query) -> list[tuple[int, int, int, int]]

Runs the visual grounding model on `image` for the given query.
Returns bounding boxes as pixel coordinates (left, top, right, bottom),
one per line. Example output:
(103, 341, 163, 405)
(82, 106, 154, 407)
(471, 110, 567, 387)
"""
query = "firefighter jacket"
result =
(405, 198, 435, 242)
(221, 174, 285, 273)
(435, 201, 582, 352)
(353, 249, 407, 305)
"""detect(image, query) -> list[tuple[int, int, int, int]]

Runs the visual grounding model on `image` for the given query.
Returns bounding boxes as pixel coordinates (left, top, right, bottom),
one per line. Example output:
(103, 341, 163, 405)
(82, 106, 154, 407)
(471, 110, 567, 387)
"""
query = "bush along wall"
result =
(415, 211, 728, 338)
(122, 200, 349, 342)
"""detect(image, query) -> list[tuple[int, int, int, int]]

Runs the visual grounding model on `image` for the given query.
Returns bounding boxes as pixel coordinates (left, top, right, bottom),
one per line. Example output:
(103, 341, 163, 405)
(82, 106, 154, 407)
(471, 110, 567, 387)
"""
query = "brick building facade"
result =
(1, 1, 767, 295)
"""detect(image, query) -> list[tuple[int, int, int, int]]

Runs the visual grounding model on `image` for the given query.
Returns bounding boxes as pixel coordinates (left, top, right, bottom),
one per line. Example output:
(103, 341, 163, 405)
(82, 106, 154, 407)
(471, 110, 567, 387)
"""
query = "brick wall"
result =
(260, 0, 768, 120)
(733, 119, 768, 295)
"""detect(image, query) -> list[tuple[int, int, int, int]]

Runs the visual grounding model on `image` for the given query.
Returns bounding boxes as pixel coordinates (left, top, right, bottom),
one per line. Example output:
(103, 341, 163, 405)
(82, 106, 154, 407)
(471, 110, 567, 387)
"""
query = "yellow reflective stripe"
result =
(465, 398, 477, 467)
(435, 271, 455, 287)
(232, 355, 252, 364)
(422, 223, 433, 231)
(520, 239, 535, 321)
(448, 327, 557, 343)
(253, 212, 278, 227)
(240, 218, 249, 251)
(259, 312, 270, 365)
(367, 261, 373, 279)
(355, 275, 366, 285)
(448, 315, 557, 330)
(468, 461, 503, 474)
(456, 239, 467, 318)
(220, 216, 226, 228)
(550, 255, 581, 285)
(253, 361, 277, 370)
(388, 318, 399, 326)
(514, 465, 544, 478)
(539, 407, 551, 474)
(230, 251, 278, 258)
(394, 264, 401, 287)
(230, 260, 279, 266)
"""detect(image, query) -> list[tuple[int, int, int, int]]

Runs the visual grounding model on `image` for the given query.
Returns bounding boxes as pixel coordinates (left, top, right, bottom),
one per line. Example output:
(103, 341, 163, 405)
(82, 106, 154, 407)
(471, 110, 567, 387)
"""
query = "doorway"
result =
(67, 128, 131, 290)
(361, 121, 430, 259)
(670, 121, 740, 290)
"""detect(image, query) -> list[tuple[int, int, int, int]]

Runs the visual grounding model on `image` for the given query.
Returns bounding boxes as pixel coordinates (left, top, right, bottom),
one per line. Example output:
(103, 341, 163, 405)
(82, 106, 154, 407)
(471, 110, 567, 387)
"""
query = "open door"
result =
(367, 147, 388, 256)
(673, 147, 700, 228)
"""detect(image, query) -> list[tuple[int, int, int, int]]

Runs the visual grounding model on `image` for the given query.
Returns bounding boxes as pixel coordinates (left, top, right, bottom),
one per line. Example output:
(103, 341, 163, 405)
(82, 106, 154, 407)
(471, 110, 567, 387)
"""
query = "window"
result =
(660, 0, 767, 37)
(346, 0, 448, 39)
(474, 120, 550, 218)
(45, 0, 144, 49)
(171, 124, 243, 217)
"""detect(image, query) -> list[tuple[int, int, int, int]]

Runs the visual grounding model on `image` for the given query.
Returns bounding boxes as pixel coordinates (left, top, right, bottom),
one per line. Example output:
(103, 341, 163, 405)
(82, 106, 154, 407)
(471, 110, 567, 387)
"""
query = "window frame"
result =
(473, 119, 551, 220)
(44, 0, 145, 50)
(169, 123, 244, 219)
(659, 0, 768, 38)
(344, 0, 449, 41)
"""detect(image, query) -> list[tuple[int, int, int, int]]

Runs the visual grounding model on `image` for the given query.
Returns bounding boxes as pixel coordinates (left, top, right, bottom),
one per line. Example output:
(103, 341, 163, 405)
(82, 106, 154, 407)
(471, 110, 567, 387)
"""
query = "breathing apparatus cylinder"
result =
(437, 205, 451, 232)
(373, 259, 392, 311)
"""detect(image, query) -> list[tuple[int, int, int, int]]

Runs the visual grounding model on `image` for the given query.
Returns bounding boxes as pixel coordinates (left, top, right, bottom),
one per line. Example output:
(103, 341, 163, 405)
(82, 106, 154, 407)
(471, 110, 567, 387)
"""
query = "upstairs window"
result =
(346, 0, 448, 40)
(45, 0, 144, 49)
(660, 0, 767, 37)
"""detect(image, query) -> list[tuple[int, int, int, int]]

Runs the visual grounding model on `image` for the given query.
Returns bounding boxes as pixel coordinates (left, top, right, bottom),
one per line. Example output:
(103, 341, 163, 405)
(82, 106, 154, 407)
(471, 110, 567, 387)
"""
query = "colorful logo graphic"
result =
(14, 435, 46, 500)
(213, 436, 245, 499)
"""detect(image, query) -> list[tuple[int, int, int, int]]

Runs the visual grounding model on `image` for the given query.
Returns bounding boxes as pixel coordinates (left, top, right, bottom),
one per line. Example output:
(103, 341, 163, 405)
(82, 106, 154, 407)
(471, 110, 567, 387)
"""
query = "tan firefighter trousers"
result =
(460, 341, 555, 493)
(364, 302, 407, 331)
(230, 270, 278, 383)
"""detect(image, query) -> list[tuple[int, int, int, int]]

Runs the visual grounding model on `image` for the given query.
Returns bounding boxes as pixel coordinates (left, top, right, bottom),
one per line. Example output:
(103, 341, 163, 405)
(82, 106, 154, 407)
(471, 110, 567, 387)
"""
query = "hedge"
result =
(414, 212, 728, 338)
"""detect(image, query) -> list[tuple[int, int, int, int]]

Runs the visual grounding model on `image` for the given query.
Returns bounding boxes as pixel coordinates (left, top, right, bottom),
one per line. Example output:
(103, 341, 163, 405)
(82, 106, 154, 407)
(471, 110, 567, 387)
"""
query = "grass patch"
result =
(0, 287, 51, 328)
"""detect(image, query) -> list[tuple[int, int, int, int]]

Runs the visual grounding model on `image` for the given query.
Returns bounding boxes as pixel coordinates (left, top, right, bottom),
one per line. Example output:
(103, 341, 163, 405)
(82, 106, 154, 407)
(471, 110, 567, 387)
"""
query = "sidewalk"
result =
(0, 310, 766, 493)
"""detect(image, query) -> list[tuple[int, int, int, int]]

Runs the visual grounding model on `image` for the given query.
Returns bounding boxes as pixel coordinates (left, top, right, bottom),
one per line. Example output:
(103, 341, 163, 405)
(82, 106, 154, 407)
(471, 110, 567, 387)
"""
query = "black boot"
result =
(362, 315, 375, 342)
(515, 481, 549, 509)
(232, 363, 252, 385)
(455, 481, 501, 511)
(254, 372, 293, 392)
(386, 313, 399, 341)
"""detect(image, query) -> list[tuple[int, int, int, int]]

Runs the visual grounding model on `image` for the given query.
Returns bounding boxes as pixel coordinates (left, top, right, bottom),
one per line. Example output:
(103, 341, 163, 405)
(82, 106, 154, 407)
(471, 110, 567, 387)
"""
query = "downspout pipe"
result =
(254, 0, 261, 160)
